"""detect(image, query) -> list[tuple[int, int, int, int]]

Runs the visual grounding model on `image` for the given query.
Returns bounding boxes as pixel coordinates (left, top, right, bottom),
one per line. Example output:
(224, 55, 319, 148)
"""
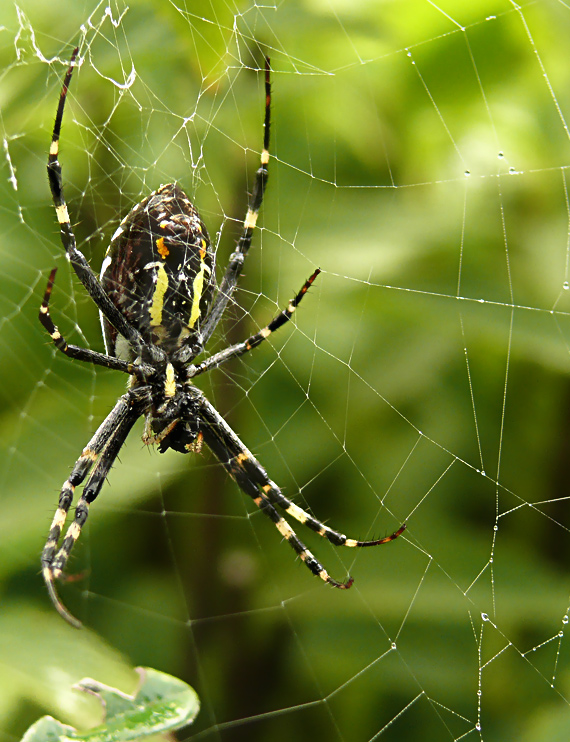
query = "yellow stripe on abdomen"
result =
(188, 244, 211, 328)
(149, 262, 169, 326)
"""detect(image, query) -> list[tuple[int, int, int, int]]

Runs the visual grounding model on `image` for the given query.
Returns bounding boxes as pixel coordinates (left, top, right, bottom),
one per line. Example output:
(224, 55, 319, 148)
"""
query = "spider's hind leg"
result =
(39, 267, 146, 376)
(261, 480, 406, 548)
(42, 390, 146, 627)
(197, 392, 404, 590)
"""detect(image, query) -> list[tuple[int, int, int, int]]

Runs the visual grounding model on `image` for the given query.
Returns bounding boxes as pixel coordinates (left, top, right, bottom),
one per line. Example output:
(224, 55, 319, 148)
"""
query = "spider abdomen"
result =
(100, 183, 215, 360)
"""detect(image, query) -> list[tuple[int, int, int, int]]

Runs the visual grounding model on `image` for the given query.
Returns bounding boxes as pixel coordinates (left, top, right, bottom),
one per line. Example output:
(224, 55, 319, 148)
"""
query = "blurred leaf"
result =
(21, 668, 199, 742)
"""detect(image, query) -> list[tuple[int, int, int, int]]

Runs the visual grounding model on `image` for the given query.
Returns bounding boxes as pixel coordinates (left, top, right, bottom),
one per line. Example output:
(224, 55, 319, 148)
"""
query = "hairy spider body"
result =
(40, 48, 405, 628)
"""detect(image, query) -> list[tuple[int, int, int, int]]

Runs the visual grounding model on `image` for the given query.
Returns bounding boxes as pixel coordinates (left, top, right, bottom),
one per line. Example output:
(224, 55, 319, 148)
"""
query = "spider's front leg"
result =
(47, 48, 150, 360)
(198, 57, 271, 348)
(195, 391, 405, 589)
(42, 388, 148, 627)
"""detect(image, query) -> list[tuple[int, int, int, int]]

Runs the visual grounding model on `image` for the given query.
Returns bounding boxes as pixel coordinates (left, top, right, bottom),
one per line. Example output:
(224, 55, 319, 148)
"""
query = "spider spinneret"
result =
(40, 47, 405, 628)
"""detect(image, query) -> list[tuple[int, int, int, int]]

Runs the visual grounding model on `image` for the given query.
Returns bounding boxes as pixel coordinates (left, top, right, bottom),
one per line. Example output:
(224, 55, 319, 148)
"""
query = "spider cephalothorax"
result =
(40, 48, 405, 628)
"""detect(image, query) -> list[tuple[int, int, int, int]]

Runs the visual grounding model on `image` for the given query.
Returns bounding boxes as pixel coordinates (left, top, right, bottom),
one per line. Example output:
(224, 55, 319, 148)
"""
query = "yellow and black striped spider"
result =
(40, 48, 405, 627)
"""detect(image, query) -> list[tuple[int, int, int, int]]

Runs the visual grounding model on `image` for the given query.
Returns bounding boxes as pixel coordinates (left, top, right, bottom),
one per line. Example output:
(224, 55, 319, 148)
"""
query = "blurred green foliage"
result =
(1, 1, 570, 741)
(22, 668, 200, 742)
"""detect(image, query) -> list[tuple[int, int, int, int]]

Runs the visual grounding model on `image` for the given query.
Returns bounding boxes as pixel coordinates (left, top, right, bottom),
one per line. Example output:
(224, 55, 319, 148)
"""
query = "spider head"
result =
(154, 417, 202, 454)
(143, 369, 203, 454)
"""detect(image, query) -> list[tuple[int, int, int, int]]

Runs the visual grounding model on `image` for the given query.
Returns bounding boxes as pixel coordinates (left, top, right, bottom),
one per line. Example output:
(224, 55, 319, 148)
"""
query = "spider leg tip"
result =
(43, 567, 83, 629)
(309, 268, 321, 282)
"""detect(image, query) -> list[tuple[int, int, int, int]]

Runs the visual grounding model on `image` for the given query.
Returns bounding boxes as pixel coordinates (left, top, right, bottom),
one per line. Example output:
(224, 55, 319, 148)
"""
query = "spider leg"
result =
(197, 392, 404, 589)
(39, 267, 153, 379)
(47, 49, 150, 360)
(42, 388, 147, 627)
(199, 58, 271, 347)
(192, 269, 320, 377)
(263, 486, 406, 547)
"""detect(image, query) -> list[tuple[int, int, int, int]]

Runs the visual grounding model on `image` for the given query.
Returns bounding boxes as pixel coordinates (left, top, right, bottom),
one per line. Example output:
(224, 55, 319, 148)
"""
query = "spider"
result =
(40, 48, 406, 628)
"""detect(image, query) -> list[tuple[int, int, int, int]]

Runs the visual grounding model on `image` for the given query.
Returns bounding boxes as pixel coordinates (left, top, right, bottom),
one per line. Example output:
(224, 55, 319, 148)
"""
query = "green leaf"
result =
(21, 668, 200, 742)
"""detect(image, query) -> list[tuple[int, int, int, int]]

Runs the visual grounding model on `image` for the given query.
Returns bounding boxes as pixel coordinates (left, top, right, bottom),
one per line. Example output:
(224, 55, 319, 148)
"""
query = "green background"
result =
(1, 1, 570, 740)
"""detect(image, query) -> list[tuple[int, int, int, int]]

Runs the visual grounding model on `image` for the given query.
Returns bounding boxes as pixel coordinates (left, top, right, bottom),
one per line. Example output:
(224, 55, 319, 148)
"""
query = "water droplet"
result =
(477, 689, 482, 696)
(563, 281, 569, 290)
(498, 152, 504, 159)
(481, 470, 486, 477)
(563, 615, 569, 624)
(559, 630, 564, 637)
(391, 641, 397, 650)
(481, 613, 489, 622)
(464, 170, 471, 177)
(476, 722, 482, 731)
(509, 166, 516, 174)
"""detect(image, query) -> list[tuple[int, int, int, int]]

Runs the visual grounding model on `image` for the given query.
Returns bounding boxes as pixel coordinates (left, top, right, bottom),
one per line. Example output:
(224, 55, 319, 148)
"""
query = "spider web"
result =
(1, 1, 570, 740)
